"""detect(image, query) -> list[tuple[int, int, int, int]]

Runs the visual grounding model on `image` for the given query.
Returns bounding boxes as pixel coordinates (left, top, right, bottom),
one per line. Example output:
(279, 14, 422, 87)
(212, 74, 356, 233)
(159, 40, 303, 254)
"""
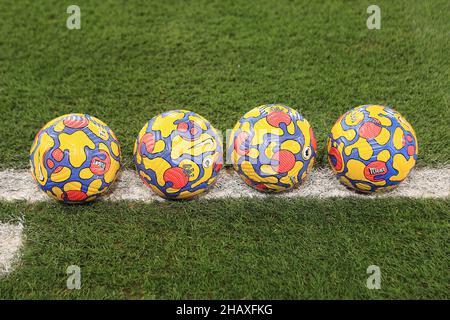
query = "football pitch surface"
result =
(0, 0, 449, 299)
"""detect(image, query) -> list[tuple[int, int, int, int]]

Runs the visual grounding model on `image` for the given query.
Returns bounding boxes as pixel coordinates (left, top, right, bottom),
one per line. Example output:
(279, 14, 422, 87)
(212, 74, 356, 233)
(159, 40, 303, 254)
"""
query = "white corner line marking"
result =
(0, 222, 24, 277)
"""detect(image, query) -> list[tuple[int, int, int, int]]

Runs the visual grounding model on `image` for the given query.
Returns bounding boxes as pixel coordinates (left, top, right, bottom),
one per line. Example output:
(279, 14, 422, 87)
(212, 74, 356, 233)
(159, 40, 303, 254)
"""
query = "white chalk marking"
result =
(0, 222, 23, 276)
(0, 167, 448, 202)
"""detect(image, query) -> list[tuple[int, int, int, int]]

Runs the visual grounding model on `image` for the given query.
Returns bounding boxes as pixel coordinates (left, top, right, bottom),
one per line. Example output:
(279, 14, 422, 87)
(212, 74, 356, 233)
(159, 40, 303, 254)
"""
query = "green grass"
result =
(0, 0, 449, 301)
(0, 0, 449, 169)
(0, 198, 448, 299)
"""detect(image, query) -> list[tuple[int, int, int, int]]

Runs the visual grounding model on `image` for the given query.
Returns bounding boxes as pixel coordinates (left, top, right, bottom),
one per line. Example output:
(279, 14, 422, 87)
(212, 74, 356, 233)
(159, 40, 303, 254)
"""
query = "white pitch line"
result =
(0, 167, 448, 202)
(0, 222, 23, 277)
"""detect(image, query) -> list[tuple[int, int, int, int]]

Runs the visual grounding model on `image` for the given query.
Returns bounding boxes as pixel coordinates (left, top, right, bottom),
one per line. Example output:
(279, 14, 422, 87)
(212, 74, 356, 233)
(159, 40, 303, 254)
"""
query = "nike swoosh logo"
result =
(189, 138, 214, 150)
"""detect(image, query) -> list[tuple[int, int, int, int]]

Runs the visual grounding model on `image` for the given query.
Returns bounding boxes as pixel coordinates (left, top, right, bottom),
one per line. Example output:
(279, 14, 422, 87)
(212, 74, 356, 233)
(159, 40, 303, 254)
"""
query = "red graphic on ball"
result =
(53, 166, 64, 173)
(52, 148, 64, 162)
(90, 151, 111, 175)
(140, 133, 155, 154)
(178, 121, 201, 141)
(214, 162, 223, 172)
(63, 116, 89, 129)
(190, 126, 199, 136)
(266, 111, 292, 128)
(163, 167, 189, 189)
(255, 183, 269, 191)
(359, 120, 381, 139)
(47, 159, 55, 169)
(177, 122, 189, 132)
(310, 127, 317, 152)
(234, 132, 250, 155)
(364, 161, 388, 182)
(328, 147, 343, 171)
(65, 190, 88, 202)
(271, 150, 296, 173)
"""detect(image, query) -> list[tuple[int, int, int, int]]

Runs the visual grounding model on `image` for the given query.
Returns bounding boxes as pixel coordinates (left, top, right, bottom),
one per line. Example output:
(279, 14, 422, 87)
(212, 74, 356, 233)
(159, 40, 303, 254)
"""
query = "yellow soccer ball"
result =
(229, 104, 317, 192)
(30, 114, 121, 202)
(328, 105, 418, 193)
(133, 110, 223, 200)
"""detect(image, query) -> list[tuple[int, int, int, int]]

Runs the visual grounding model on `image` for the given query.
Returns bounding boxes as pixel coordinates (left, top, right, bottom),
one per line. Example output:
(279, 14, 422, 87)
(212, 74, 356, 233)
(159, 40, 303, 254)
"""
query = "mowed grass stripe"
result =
(0, 199, 448, 299)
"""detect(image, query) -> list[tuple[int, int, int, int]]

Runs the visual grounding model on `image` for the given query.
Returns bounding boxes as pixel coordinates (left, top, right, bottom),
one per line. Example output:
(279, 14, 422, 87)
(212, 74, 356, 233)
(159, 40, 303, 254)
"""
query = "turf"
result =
(0, 0, 449, 169)
(0, 0, 449, 301)
(0, 198, 448, 299)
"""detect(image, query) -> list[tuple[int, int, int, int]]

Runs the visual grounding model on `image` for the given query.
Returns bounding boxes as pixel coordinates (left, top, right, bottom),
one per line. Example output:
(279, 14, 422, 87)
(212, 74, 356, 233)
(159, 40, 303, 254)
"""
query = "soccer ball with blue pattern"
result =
(30, 114, 121, 203)
(134, 110, 223, 200)
(328, 105, 418, 193)
(229, 104, 317, 192)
